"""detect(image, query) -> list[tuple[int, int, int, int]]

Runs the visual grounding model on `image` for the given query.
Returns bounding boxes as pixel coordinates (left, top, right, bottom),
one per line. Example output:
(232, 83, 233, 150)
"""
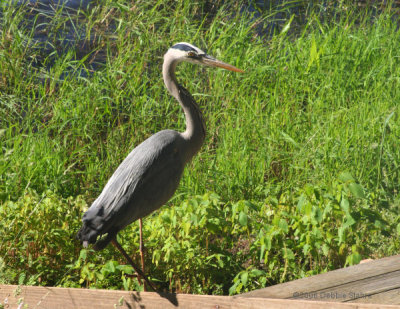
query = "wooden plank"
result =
(1, 285, 400, 309)
(291, 270, 400, 303)
(240, 255, 400, 300)
(350, 289, 400, 305)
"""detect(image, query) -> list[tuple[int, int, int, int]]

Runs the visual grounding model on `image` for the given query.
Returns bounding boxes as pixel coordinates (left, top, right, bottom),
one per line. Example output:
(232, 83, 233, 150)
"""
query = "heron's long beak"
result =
(202, 55, 244, 73)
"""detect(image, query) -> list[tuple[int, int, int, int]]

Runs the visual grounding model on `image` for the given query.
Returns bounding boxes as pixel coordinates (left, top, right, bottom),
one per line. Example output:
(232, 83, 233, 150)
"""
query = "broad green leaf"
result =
(340, 197, 350, 214)
(18, 273, 26, 285)
(312, 206, 323, 223)
(161, 214, 171, 224)
(104, 261, 115, 273)
(281, 131, 299, 148)
(374, 220, 385, 230)
(338, 226, 345, 244)
(79, 249, 87, 261)
(239, 211, 248, 226)
(229, 281, 240, 296)
(279, 219, 289, 233)
(339, 171, 355, 182)
(297, 194, 307, 212)
(347, 252, 362, 265)
(265, 236, 272, 250)
(322, 244, 329, 257)
(116, 265, 133, 274)
(206, 222, 219, 233)
(251, 269, 264, 276)
(241, 271, 249, 286)
(342, 216, 356, 229)
(95, 272, 104, 280)
(349, 183, 365, 198)
(302, 244, 310, 255)
(283, 248, 295, 260)
(260, 244, 266, 261)
(312, 227, 323, 239)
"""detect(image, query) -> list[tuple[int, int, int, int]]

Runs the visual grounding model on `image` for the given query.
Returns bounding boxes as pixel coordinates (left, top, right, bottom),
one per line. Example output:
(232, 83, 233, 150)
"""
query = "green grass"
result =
(1, 0, 399, 295)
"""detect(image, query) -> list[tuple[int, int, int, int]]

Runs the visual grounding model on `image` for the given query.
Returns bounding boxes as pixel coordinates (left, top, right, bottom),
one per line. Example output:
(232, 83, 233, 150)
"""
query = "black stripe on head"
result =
(171, 43, 197, 52)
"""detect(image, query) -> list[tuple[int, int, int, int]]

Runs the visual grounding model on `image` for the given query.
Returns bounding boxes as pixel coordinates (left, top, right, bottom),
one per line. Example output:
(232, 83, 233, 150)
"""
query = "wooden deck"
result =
(1, 255, 399, 308)
(241, 254, 400, 305)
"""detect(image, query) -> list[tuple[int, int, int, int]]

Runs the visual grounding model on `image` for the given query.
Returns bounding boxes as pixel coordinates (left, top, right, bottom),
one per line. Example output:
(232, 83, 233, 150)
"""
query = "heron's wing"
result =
(84, 130, 185, 235)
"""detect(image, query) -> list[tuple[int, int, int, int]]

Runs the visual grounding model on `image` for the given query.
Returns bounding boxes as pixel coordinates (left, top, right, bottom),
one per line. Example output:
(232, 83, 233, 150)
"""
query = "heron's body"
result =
(77, 42, 242, 252)
(80, 130, 185, 249)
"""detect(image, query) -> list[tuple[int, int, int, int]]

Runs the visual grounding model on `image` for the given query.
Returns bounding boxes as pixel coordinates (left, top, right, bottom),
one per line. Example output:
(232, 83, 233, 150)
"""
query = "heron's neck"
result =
(163, 57, 206, 160)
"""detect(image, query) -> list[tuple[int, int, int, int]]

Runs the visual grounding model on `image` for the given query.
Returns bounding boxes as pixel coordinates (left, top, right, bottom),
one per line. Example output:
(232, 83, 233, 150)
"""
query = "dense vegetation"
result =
(1, 0, 399, 295)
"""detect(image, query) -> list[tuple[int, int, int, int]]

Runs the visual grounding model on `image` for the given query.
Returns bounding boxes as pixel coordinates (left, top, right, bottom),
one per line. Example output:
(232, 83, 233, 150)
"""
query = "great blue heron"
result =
(77, 42, 243, 290)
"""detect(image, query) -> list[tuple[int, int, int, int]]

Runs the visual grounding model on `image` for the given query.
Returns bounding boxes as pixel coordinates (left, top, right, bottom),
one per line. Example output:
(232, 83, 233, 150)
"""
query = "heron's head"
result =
(166, 42, 243, 73)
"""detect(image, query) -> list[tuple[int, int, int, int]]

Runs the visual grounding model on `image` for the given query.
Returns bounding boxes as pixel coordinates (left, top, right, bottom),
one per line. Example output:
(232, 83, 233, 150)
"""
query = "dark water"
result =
(3, 0, 103, 77)
(2, 0, 397, 77)
(242, 0, 398, 39)
(5, 0, 305, 74)
(16, 0, 92, 9)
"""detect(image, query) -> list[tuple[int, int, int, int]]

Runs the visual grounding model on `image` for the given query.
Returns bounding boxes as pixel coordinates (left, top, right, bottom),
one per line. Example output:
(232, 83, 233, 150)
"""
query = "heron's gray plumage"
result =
(77, 42, 242, 251)
(78, 130, 187, 250)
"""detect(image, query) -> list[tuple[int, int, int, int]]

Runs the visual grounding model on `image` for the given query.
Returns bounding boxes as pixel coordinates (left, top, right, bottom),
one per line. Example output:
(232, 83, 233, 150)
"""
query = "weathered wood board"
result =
(1, 284, 400, 309)
(240, 254, 400, 305)
(2, 255, 400, 308)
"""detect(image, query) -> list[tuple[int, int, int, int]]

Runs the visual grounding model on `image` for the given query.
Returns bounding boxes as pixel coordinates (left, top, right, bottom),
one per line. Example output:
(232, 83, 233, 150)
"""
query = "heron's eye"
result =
(188, 51, 196, 58)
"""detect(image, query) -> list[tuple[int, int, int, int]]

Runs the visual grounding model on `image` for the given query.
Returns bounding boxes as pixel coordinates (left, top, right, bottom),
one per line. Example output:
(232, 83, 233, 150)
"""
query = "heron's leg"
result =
(139, 218, 146, 291)
(111, 238, 158, 292)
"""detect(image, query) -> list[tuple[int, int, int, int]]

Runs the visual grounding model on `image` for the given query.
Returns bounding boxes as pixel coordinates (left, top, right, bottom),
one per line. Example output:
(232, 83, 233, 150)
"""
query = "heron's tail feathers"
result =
(76, 224, 98, 247)
(77, 223, 117, 251)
